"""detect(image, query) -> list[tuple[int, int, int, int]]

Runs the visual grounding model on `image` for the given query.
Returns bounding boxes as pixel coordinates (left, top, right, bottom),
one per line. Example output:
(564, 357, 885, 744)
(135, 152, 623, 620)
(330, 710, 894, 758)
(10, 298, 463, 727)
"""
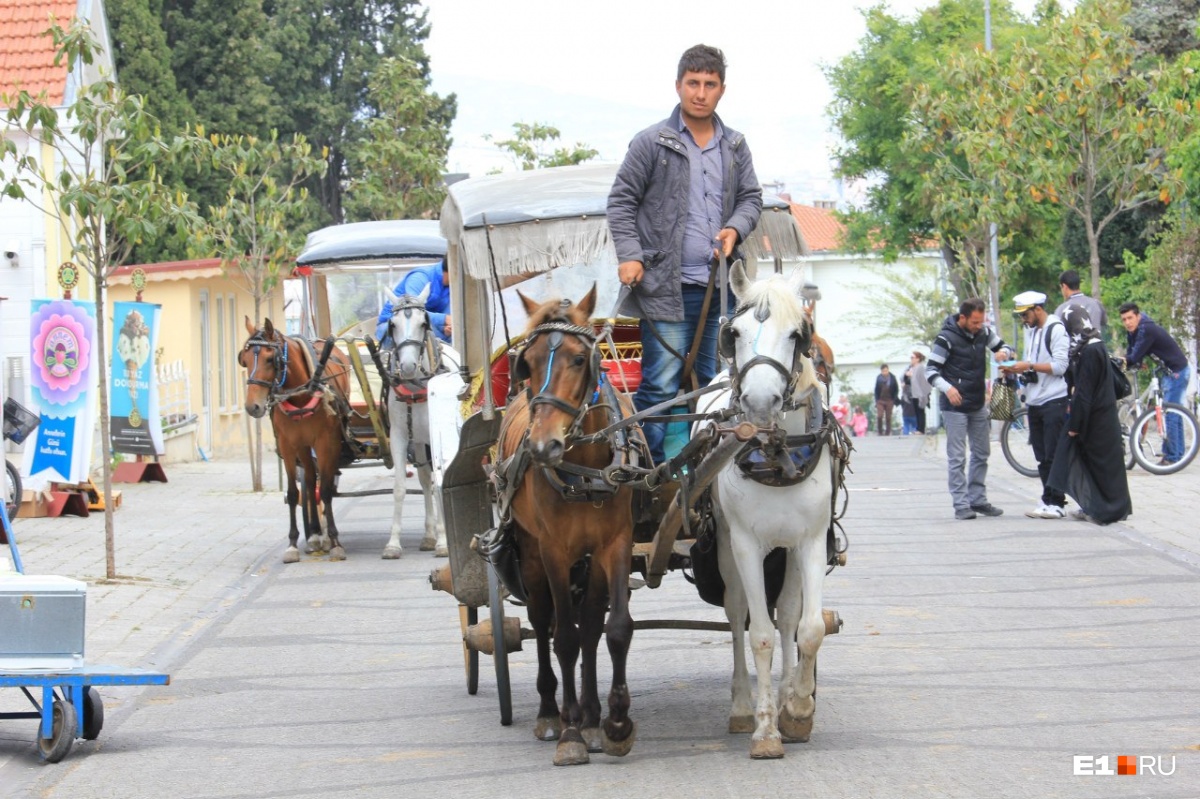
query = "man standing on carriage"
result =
(373, 260, 452, 345)
(607, 43, 763, 465)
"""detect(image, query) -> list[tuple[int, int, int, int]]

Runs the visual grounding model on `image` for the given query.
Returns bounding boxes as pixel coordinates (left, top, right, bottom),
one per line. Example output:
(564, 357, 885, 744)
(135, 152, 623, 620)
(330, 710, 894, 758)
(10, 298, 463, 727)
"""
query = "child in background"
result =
(852, 407, 869, 438)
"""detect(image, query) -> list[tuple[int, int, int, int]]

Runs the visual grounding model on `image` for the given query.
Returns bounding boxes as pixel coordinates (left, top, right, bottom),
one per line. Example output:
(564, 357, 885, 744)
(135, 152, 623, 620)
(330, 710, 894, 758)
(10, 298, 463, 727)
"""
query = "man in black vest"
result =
(926, 298, 1014, 520)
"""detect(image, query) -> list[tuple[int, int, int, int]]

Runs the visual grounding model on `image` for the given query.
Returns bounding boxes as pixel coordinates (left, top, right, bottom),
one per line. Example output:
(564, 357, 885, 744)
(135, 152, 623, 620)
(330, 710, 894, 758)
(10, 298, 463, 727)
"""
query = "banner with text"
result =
(109, 301, 164, 455)
(23, 299, 98, 486)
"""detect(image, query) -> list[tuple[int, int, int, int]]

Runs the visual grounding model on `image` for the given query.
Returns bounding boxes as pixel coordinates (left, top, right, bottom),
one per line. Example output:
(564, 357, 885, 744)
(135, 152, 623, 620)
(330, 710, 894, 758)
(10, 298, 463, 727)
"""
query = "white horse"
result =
(696, 263, 837, 759)
(381, 286, 460, 559)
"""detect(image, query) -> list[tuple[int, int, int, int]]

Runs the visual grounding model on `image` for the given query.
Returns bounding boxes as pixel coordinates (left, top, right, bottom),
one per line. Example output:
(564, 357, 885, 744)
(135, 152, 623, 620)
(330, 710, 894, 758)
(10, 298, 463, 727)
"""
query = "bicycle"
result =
(3, 397, 39, 523)
(999, 400, 1039, 478)
(1125, 367, 1199, 475)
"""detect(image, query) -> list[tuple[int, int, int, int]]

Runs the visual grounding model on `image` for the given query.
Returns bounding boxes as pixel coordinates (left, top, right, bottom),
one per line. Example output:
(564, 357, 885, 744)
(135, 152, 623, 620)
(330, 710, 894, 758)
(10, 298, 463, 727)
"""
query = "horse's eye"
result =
(573, 354, 587, 367)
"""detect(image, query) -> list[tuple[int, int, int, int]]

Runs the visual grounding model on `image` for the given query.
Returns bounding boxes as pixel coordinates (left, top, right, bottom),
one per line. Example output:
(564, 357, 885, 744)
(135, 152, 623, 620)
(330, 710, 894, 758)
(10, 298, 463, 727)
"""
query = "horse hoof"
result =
(601, 720, 636, 757)
(553, 739, 589, 766)
(728, 715, 755, 734)
(282, 547, 300, 564)
(381, 546, 403, 560)
(778, 707, 813, 743)
(750, 735, 785, 760)
(534, 716, 561, 741)
(419, 535, 436, 552)
(328, 546, 346, 562)
(582, 727, 602, 753)
(303, 541, 321, 555)
(435, 546, 449, 558)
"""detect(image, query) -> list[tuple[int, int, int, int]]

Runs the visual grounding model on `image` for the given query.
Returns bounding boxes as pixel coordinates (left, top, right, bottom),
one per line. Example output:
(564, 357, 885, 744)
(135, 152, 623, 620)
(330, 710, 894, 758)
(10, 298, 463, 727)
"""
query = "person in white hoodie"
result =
(1001, 291, 1071, 519)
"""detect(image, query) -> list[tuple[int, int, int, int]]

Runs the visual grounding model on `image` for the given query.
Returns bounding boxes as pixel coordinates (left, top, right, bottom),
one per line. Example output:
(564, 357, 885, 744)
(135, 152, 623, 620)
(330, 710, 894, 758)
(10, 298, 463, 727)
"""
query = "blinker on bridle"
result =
(244, 332, 288, 391)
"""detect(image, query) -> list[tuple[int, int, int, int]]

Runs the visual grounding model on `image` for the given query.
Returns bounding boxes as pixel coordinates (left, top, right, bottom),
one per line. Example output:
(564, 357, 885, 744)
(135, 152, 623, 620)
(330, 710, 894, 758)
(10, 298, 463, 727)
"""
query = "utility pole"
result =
(984, 0, 1001, 320)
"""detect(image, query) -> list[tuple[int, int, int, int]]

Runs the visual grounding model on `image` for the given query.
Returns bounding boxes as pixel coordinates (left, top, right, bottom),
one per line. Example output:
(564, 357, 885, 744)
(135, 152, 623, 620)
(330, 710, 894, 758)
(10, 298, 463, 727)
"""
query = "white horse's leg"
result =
(774, 546, 805, 729)
(716, 503, 754, 734)
(383, 394, 407, 559)
(729, 533, 783, 759)
(417, 464, 446, 555)
(779, 531, 827, 743)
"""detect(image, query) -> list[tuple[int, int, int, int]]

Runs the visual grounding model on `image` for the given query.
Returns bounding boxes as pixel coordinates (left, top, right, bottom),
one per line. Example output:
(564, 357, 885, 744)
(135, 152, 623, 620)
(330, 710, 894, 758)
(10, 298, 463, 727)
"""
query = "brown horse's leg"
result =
(544, 550, 587, 767)
(296, 447, 322, 555)
(600, 533, 636, 757)
(318, 426, 344, 561)
(525, 563, 561, 742)
(280, 449, 302, 563)
(577, 556, 606, 753)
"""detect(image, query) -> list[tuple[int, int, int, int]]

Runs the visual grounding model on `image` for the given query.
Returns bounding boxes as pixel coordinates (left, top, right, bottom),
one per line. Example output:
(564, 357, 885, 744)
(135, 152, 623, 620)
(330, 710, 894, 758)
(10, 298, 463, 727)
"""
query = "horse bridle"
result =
(386, 295, 444, 388)
(718, 303, 812, 411)
(513, 312, 602, 437)
(243, 331, 289, 393)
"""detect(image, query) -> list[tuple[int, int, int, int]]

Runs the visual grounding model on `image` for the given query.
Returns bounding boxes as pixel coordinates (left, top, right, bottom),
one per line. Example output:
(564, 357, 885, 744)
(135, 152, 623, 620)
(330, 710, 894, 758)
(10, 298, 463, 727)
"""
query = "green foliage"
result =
(342, 56, 454, 222)
(486, 122, 599, 171)
(194, 130, 327, 319)
(1126, 0, 1200, 61)
(1061, 196, 1166, 277)
(843, 258, 958, 348)
(1154, 49, 1200, 204)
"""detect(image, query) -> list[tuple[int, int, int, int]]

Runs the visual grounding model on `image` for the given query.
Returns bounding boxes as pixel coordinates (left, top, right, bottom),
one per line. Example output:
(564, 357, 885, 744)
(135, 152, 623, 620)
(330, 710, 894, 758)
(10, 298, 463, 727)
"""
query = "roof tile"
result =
(0, 1, 79, 106)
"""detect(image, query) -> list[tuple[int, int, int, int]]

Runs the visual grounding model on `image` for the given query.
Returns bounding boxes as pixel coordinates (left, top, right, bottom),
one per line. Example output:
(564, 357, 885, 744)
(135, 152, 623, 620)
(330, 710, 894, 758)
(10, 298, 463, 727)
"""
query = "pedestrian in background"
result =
(905, 351, 932, 434)
(926, 298, 1013, 520)
(874, 364, 899, 436)
(1055, 269, 1107, 331)
(851, 407, 868, 438)
(1118, 302, 1191, 467)
(1001, 291, 1070, 520)
(1048, 307, 1132, 524)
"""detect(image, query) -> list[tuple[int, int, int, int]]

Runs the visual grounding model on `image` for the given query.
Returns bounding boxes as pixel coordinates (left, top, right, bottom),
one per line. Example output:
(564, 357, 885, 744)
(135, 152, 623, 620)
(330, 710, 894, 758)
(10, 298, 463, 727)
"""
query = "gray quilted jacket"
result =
(607, 105, 762, 321)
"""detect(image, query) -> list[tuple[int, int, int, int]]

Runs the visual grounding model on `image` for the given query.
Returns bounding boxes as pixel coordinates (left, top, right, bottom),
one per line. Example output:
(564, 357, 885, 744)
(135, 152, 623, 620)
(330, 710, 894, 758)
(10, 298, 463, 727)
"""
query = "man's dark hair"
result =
(880, 363, 889, 371)
(958, 297, 986, 318)
(1118, 301, 1140, 316)
(678, 44, 726, 83)
(441, 260, 449, 272)
(1059, 269, 1081, 290)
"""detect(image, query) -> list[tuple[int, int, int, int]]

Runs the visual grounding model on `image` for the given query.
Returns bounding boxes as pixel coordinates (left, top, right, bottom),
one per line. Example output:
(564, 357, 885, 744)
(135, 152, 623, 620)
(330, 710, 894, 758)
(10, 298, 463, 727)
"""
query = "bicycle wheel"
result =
(3, 460, 20, 523)
(1000, 408, 1039, 478)
(1116, 402, 1137, 471)
(1130, 402, 1199, 475)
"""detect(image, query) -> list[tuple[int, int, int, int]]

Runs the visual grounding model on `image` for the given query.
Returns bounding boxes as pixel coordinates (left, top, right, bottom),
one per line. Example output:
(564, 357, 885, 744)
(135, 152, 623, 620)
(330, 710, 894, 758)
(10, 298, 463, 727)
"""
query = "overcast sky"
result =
(424, 0, 1051, 202)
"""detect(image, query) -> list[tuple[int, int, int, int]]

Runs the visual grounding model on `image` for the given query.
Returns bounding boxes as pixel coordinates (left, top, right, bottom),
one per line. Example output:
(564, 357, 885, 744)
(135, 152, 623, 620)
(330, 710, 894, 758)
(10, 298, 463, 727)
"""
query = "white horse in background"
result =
(697, 263, 840, 759)
(381, 286, 460, 559)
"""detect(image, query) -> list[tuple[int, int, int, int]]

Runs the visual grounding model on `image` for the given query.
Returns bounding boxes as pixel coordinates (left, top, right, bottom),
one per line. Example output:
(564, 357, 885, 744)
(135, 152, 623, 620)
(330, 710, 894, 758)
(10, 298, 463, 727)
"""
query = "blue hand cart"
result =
(1, 500, 170, 762)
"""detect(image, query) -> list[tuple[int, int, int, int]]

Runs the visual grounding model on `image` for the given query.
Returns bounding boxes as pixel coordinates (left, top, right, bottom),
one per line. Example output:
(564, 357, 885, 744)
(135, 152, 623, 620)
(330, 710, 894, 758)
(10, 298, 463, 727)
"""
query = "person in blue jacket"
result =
(1119, 301, 1191, 465)
(374, 261, 452, 344)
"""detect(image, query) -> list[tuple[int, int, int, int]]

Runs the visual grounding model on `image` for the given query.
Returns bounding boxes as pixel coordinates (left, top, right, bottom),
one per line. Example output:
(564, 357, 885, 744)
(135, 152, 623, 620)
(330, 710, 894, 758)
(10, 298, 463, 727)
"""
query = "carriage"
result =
(424, 163, 851, 760)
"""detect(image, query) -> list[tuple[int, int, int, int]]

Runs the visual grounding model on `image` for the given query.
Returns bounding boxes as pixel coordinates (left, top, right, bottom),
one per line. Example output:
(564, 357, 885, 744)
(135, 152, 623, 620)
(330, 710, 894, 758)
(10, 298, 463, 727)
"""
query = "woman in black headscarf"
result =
(1048, 306, 1132, 524)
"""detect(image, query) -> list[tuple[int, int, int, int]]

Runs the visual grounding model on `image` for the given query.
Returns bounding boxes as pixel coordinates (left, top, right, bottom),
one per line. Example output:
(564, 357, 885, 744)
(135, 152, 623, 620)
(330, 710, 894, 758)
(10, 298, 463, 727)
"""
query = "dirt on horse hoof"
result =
(419, 535, 436, 551)
(328, 546, 346, 561)
(553, 739, 589, 766)
(435, 546, 449, 558)
(728, 715, 755, 734)
(282, 547, 300, 564)
(381, 546, 403, 560)
(778, 707, 813, 743)
(601, 720, 636, 757)
(534, 716, 561, 741)
(750, 735, 785, 760)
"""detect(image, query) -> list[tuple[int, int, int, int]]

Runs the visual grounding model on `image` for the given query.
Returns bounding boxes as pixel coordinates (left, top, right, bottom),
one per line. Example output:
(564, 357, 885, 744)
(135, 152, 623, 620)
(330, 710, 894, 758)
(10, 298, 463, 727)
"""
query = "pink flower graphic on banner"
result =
(31, 304, 92, 406)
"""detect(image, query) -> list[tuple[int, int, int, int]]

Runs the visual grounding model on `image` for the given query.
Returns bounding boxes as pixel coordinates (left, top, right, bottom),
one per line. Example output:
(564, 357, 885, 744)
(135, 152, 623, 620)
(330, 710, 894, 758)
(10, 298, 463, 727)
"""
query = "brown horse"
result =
(239, 317, 352, 562)
(496, 286, 638, 766)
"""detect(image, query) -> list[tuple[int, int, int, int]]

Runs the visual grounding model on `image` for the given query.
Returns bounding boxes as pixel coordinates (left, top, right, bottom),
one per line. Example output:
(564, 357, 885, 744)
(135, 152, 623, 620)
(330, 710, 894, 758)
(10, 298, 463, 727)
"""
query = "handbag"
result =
(1109, 357, 1132, 400)
(989, 376, 1017, 421)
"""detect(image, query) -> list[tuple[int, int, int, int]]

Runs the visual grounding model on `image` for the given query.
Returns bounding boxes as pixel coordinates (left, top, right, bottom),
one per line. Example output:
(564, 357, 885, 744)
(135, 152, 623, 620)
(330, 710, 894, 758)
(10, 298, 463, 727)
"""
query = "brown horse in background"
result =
(496, 286, 638, 766)
(239, 317, 352, 562)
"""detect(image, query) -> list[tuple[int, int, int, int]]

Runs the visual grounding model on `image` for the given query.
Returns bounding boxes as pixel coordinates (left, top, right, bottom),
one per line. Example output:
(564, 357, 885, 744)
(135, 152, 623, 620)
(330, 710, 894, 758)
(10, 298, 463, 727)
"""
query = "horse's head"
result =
(239, 316, 287, 418)
(719, 263, 819, 428)
(512, 284, 599, 467)
(386, 284, 437, 384)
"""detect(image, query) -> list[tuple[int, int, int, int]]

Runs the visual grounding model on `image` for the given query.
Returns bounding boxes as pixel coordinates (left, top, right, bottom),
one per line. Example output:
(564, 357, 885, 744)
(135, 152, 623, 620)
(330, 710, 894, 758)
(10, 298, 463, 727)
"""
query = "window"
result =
(216, 295, 226, 407)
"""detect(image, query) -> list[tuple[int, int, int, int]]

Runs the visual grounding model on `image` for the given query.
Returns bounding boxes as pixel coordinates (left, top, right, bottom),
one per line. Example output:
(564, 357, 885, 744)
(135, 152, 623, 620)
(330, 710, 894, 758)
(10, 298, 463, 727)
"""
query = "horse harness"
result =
(718, 301, 813, 415)
(385, 295, 448, 405)
(243, 331, 347, 421)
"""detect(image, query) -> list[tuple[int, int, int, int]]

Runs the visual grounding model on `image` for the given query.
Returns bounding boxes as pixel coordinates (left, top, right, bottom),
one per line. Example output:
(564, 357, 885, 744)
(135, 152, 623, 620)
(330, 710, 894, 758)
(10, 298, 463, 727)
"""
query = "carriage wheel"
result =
(460, 604, 479, 696)
(487, 563, 513, 726)
(37, 698, 77, 763)
(81, 687, 104, 740)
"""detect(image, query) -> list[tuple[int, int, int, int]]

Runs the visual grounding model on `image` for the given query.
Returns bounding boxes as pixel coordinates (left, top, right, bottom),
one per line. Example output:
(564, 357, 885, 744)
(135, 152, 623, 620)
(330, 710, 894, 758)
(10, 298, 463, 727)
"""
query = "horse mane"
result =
(738, 276, 821, 396)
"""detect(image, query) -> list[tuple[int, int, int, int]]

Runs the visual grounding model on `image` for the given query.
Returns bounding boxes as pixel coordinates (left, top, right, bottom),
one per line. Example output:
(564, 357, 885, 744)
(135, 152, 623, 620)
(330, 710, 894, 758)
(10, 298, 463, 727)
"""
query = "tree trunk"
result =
(1086, 224, 1102, 302)
(92, 270, 117, 580)
(251, 294, 265, 492)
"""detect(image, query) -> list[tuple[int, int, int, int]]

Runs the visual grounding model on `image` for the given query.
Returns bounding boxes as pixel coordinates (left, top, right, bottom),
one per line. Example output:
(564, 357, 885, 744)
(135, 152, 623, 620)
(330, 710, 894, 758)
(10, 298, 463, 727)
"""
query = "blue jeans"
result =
(944, 406, 991, 512)
(1161, 365, 1191, 461)
(635, 284, 730, 464)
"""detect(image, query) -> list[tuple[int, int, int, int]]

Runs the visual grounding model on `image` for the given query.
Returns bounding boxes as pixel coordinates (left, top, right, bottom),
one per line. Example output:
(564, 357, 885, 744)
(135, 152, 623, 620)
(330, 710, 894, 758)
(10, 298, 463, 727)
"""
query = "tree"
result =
(0, 20, 204, 579)
(825, 0, 1042, 309)
(194, 130, 327, 491)
(262, 0, 451, 225)
(487, 122, 599, 171)
(845, 259, 958, 349)
(1126, 0, 1200, 61)
(342, 56, 455, 222)
(919, 0, 1184, 297)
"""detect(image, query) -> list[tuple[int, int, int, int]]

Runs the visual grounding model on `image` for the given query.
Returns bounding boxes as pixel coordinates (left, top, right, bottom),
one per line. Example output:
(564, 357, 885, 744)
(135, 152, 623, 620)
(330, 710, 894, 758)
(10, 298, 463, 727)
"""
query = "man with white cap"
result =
(1001, 290, 1070, 518)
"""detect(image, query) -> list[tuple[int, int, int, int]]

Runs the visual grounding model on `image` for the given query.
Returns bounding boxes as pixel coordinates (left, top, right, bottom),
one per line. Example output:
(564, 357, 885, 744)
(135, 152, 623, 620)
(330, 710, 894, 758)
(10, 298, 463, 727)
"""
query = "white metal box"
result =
(0, 574, 87, 670)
